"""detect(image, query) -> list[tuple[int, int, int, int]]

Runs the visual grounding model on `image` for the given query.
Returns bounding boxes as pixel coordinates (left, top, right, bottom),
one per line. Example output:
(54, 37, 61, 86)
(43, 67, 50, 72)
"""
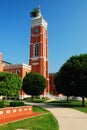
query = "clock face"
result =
(34, 28, 39, 33)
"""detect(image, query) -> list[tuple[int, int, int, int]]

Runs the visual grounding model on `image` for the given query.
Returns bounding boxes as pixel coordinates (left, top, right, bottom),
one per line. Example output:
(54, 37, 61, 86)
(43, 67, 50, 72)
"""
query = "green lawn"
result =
(1, 99, 86, 130)
(48, 100, 87, 113)
(24, 97, 49, 103)
(0, 106, 59, 130)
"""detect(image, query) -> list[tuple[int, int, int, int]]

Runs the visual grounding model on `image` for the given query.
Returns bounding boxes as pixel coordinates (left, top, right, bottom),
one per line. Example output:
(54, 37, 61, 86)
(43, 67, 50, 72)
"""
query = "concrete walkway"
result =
(29, 103, 87, 130)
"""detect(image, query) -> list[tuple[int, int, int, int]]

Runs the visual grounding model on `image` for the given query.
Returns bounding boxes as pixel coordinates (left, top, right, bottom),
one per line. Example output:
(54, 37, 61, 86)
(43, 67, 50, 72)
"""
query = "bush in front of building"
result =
(10, 101, 25, 107)
(0, 101, 5, 108)
(0, 72, 22, 98)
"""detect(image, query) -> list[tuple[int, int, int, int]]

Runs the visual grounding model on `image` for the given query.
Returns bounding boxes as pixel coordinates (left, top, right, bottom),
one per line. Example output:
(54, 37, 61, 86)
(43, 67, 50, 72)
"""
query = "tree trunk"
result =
(67, 96, 69, 103)
(82, 96, 85, 107)
(31, 95, 33, 100)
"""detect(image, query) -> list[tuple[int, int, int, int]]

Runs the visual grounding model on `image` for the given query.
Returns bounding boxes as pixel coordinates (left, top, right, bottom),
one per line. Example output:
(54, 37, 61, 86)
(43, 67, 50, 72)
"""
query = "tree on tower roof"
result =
(30, 8, 39, 17)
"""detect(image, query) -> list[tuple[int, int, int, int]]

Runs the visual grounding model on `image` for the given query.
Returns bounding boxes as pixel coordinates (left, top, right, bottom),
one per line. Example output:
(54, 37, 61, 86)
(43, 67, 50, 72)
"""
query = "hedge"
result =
(10, 101, 25, 107)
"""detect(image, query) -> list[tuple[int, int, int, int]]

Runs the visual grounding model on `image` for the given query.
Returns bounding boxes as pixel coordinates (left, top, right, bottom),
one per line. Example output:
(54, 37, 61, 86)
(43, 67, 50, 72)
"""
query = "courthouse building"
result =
(0, 7, 56, 98)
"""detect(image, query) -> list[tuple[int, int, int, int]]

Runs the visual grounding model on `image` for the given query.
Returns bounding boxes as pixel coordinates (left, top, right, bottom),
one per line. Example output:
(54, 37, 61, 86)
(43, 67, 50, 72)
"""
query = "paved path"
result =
(29, 103, 87, 130)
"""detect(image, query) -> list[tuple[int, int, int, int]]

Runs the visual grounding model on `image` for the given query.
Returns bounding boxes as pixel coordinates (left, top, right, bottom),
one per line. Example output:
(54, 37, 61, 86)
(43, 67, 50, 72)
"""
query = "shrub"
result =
(10, 101, 25, 107)
(0, 101, 5, 108)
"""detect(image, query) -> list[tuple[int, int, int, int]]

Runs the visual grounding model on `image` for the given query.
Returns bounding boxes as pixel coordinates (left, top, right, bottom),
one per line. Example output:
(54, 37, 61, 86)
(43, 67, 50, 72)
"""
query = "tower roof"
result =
(31, 7, 48, 29)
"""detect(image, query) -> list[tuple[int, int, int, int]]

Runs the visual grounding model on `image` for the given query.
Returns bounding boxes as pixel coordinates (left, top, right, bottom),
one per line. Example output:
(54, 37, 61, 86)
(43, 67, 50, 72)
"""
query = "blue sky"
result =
(0, 0, 87, 73)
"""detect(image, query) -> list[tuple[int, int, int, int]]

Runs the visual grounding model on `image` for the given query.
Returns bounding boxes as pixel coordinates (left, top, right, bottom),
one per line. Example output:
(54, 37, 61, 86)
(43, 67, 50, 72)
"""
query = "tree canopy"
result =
(54, 54, 87, 106)
(0, 72, 22, 97)
(22, 72, 46, 99)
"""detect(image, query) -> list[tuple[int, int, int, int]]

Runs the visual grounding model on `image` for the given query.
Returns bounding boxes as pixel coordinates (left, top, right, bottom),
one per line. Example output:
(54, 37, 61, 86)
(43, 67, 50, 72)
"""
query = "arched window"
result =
(16, 70, 20, 75)
(34, 43, 39, 57)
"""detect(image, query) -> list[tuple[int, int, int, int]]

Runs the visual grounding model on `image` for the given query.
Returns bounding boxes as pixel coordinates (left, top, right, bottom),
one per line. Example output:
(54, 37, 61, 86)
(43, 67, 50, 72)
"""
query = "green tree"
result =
(54, 54, 87, 106)
(0, 72, 22, 98)
(30, 8, 39, 17)
(22, 72, 46, 100)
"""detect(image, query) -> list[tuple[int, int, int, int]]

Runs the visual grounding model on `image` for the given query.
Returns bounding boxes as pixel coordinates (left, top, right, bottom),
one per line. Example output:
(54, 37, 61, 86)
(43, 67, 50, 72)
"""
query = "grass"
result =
(24, 97, 49, 103)
(0, 106, 59, 130)
(1, 99, 87, 130)
(33, 105, 49, 112)
(48, 100, 87, 113)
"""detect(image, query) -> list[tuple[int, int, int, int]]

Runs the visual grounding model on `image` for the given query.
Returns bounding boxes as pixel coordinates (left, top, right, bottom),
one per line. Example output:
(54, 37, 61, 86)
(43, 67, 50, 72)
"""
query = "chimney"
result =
(0, 53, 3, 71)
(0, 53, 2, 63)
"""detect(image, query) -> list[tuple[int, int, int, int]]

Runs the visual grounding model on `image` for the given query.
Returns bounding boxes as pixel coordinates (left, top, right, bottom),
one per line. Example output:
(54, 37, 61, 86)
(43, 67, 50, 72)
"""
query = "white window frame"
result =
(33, 43, 39, 57)
(16, 70, 20, 75)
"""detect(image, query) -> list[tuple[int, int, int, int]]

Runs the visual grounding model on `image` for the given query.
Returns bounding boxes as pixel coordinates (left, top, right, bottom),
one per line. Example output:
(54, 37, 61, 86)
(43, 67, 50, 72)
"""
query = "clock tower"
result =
(29, 7, 49, 94)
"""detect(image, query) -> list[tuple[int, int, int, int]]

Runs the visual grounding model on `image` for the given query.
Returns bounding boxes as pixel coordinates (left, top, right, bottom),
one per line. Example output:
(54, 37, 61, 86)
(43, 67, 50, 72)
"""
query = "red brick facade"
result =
(3, 64, 31, 78)
(29, 13, 49, 94)
(49, 73, 57, 95)
(0, 53, 3, 72)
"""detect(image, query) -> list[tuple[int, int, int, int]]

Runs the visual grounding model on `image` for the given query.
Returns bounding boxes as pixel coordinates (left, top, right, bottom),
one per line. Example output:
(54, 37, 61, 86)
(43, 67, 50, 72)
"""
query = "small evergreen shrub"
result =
(0, 101, 5, 108)
(10, 101, 25, 107)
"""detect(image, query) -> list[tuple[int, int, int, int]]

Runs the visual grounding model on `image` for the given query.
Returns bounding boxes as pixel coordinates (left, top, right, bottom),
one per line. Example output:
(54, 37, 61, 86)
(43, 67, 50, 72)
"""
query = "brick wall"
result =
(0, 106, 32, 124)
(0, 53, 3, 72)
(49, 73, 58, 95)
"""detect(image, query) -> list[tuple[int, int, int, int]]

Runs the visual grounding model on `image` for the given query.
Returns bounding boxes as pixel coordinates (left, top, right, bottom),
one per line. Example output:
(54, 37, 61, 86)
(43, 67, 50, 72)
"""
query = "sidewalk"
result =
(29, 103, 87, 130)
(45, 106, 87, 130)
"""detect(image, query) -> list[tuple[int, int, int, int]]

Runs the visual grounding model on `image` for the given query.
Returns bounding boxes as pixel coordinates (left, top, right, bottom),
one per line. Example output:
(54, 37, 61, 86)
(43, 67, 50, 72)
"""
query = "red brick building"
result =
(0, 53, 31, 99)
(0, 8, 56, 98)
(49, 73, 57, 95)
(0, 53, 31, 79)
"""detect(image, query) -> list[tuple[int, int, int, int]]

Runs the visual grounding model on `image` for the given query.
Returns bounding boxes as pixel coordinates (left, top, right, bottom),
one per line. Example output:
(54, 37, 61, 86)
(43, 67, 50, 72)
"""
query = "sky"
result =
(0, 0, 87, 73)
